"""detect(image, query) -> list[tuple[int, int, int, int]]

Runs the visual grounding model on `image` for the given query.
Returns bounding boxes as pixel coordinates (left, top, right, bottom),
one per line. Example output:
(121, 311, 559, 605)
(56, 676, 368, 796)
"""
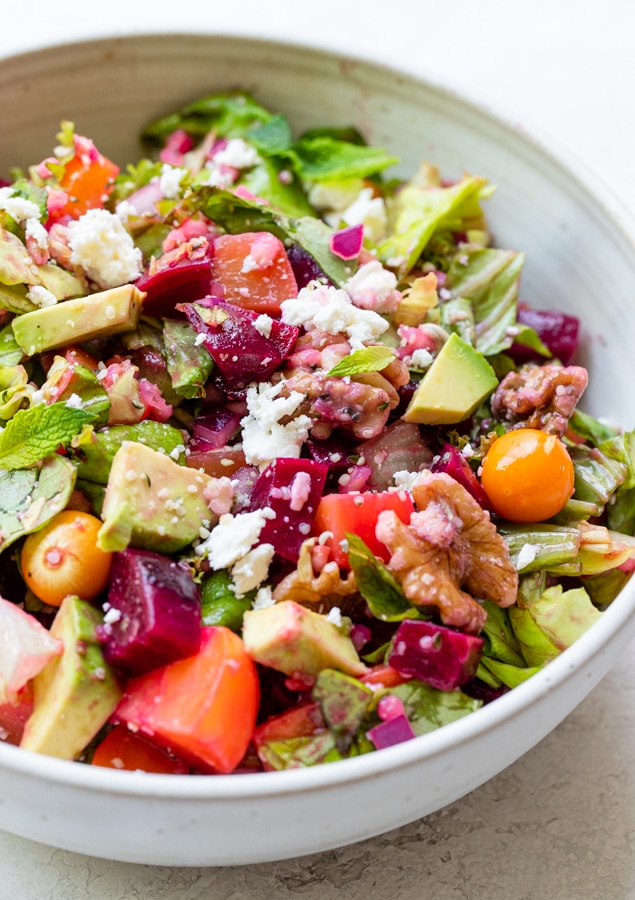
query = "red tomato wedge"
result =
(92, 724, 190, 774)
(55, 148, 119, 221)
(312, 491, 415, 569)
(211, 232, 298, 315)
(113, 627, 259, 774)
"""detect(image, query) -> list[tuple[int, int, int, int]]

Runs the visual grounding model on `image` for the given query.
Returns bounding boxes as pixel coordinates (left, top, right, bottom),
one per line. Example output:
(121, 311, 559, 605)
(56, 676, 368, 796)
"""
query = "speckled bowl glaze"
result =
(1, 33, 635, 867)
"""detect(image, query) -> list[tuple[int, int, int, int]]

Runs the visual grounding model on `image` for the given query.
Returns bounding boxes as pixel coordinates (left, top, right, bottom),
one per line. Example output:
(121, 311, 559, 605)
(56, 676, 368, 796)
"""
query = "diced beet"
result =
(192, 405, 241, 448)
(287, 243, 332, 288)
(329, 224, 364, 260)
(136, 237, 213, 317)
(305, 436, 359, 471)
(100, 549, 201, 676)
(247, 458, 328, 562)
(510, 305, 580, 366)
(430, 443, 493, 512)
(461, 678, 509, 704)
(179, 299, 299, 391)
(388, 620, 484, 691)
(361, 421, 433, 491)
(366, 714, 416, 750)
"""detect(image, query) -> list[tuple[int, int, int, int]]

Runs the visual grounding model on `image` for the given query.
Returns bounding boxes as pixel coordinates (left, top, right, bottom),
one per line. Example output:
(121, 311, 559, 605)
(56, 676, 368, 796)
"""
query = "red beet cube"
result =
(388, 620, 484, 691)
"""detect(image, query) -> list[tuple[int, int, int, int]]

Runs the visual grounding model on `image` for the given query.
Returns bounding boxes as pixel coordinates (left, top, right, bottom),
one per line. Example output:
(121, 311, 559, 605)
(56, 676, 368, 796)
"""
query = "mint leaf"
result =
(346, 533, 426, 621)
(293, 137, 398, 182)
(142, 90, 272, 146)
(327, 346, 395, 377)
(0, 402, 95, 471)
(247, 114, 293, 156)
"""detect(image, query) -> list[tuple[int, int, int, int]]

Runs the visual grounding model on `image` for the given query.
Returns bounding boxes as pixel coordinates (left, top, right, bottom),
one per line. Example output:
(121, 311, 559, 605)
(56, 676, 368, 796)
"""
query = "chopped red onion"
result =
(366, 714, 416, 750)
(329, 224, 364, 260)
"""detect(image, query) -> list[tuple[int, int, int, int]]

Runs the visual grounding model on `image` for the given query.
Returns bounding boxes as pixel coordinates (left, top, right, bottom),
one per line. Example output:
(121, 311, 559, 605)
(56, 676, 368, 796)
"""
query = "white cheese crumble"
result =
(252, 585, 275, 610)
(115, 199, 138, 222)
(202, 508, 275, 570)
(240, 381, 312, 466)
(410, 348, 434, 369)
(25, 216, 49, 250)
(0, 187, 41, 224)
(391, 469, 427, 492)
(103, 607, 122, 625)
(25, 285, 58, 308)
(280, 282, 388, 350)
(330, 187, 387, 244)
(326, 606, 343, 627)
(231, 543, 275, 596)
(344, 260, 400, 314)
(65, 393, 83, 409)
(253, 313, 274, 338)
(213, 138, 260, 170)
(159, 164, 188, 199)
(67, 209, 143, 289)
(516, 543, 539, 571)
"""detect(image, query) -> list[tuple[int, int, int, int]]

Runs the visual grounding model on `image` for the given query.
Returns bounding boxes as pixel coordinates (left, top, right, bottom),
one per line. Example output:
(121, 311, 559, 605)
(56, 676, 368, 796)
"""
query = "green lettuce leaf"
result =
(377, 175, 492, 274)
(0, 402, 95, 471)
(326, 346, 395, 377)
(438, 297, 476, 345)
(258, 732, 342, 771)
(479, 657, 542, 689)
(375, 680, 481, 737)
(479, 599, 525, 667)
(163, 318, 214, 400)
(584, 568, 631, 611)
(247, 114, 293, 156)
(313, 669, 373, 753)
(568, 409, 620, 446)
(498, 522, 581, 573)
(0, 455, 76, 552)
(0, 365, 32, 421)
(511, 324, 552, 357)
(142, 90, 272, 147)
(569, 444, 626, 511)
(346, 533, 425, 621)
(445, 248, 525, 356)
(240, 157, 313, 217)
(292, 137, 398, 182)
(0, 325, 23, 367)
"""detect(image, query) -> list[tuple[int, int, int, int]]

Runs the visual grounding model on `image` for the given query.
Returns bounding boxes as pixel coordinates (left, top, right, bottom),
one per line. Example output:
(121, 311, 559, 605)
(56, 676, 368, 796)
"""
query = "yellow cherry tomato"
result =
(480, 428, 575, 523)
(21, 511, 113, 607)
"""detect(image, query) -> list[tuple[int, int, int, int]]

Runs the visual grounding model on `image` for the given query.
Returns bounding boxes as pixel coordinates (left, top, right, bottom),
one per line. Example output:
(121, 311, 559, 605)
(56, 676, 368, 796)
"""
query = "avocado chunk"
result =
(11, 284, 145, 356)
(403, 332, 498, 425)
(97, 441, 215, 553)
(20, 596, 121, 760)
(243, 600, 368, 678)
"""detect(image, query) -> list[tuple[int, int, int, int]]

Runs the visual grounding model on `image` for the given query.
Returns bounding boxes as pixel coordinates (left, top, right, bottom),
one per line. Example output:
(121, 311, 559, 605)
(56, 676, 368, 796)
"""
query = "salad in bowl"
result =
(1, 88, 633, 778)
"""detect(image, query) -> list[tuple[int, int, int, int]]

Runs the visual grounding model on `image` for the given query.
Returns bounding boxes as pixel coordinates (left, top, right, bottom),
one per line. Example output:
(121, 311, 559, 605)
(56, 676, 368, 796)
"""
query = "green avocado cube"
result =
(403, 332, 498, 425)
(20, 596, 121, 761)
(97, 441, 215, 553)
(243, 601, 368, 679)
(12, 284, 144, 356)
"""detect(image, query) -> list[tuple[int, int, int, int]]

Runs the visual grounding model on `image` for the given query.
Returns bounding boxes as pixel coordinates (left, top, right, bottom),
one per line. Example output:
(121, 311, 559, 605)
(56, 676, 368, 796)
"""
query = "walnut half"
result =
(376, 472, 518, 634)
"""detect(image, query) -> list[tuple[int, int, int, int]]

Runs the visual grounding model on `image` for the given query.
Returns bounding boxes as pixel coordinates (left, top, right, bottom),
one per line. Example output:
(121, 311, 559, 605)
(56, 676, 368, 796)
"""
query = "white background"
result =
(3, 2, 635, 897)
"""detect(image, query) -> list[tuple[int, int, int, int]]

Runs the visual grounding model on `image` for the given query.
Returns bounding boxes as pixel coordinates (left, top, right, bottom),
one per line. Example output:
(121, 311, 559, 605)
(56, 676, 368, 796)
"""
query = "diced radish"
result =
(247, 458, 329, 561)
(211, 232, 298, 315)
(366, 714, 416, 750)
(388, 620, 484, 691)
(136, 237, 212, 317)
(192, 406, 241, 448)
(329, 224, 364, 260)
(100, 549, 201, 676)
(0, 598, 62, 704)
(113, 626, 259, 774)
(430, 443, 492, 512)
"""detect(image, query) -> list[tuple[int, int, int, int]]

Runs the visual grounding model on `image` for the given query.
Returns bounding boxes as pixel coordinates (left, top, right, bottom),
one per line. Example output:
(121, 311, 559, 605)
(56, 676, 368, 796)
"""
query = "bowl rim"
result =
(1, 29, 635, 801)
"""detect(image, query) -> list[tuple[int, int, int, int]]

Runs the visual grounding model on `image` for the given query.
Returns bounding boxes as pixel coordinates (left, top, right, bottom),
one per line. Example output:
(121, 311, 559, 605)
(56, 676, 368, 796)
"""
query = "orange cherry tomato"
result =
(21, 511, 113, 607)
(92, 725, 190, 774)
(480, 428, 575, 523)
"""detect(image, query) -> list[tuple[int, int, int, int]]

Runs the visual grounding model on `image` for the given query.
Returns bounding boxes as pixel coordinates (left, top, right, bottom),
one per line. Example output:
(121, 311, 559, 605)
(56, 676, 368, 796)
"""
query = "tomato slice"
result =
(211, 232, 298, 315)
(92, 724, 189, 774)
(113, 627, 259, 774)
(312, 491, 415, 569)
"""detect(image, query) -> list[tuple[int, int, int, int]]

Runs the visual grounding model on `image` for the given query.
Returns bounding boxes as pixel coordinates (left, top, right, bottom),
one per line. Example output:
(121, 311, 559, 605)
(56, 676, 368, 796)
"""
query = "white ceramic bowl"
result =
(1, 33, 635, 867)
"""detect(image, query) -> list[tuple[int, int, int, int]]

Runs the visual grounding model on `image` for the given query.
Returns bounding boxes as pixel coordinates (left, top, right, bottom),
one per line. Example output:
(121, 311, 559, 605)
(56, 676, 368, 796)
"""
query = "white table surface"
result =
(2, 2, 635, 897)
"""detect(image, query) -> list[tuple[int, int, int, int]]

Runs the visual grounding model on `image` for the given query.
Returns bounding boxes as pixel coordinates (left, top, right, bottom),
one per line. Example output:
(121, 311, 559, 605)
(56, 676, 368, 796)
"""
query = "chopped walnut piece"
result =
(492, 363, 588, 437)
(376, 472, 518, 634)
(273, 539, 362, 616)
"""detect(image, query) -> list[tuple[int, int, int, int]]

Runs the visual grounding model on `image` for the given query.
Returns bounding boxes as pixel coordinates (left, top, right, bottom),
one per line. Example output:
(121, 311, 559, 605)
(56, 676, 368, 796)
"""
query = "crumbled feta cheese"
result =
(200, 164, 235, 189)
(30, 389, 44, 406)
(67, 209, 143, 289)
(461, 443, 474, 459)
(345, 260, 401, 314)
(26, 285, 58, 308)
(326, 606, 342, 627)
(115, 199, 138, 222)
(253, 314, 274, 338)
(213, 138, 260, 170)
(194, 332, 206, 346)
(280, 283, 388, 350)
(203, 508, 275, 570)
(410, 348, 433, 369)
(103, 607, 122, 625)
(333, 187, 387, 244)
(516, 543, 539, 571)
(391, 469, 427, 492)
(25, 217, 49, 250)
(231, 543, 275, 596)
(240, 380, 311, 466)
(252, 585, 275, 610)
(65, 393, 83, 409)
(159, 164, 188, 199)
(0, 188, 41, 224)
